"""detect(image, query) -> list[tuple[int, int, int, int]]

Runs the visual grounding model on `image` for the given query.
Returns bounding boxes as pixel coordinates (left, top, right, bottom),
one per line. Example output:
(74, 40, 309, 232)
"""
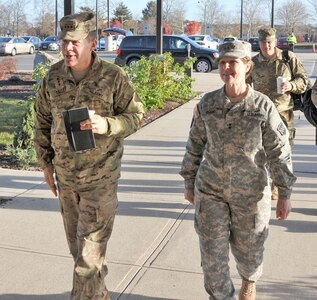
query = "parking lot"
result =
(1, 50, 317, 81)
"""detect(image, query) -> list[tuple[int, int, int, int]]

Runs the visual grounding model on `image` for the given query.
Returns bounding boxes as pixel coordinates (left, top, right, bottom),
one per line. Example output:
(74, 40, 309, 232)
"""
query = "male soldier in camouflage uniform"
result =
(34, 12, 144, 300)
(248, 27, 307, 199)
(180, 41, 296, 300)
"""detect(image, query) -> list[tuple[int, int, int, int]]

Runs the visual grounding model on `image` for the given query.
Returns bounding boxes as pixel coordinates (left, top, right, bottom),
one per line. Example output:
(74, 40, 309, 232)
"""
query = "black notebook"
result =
(62, 107, 96, 152)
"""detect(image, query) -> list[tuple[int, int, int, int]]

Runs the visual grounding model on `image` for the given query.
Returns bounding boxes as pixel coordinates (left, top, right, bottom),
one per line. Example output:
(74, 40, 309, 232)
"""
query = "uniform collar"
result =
(258, 47, 283, 63)
(62, 51, 101, 81)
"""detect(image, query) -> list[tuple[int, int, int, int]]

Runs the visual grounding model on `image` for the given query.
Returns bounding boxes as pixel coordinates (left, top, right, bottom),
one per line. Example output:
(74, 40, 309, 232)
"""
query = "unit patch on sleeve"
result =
(277, 122, 287, 136)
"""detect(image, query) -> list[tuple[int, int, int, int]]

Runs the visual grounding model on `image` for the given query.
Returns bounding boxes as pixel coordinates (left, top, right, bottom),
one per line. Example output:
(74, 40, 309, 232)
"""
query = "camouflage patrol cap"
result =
(258, 27, 276, 41)
(218, 40, 251, 60)
(59, 12, 96, 41)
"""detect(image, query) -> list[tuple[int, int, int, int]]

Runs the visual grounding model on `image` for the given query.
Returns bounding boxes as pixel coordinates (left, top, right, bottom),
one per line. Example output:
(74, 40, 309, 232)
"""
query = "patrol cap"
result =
(218, 40, 251, 60)
(258, 27, 276, 41)
(59, 12, 96, 41)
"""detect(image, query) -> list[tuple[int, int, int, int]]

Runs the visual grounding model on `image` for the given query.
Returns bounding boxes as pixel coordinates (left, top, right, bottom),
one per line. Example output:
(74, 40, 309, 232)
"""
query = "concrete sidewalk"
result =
(0, 73, 316, 300)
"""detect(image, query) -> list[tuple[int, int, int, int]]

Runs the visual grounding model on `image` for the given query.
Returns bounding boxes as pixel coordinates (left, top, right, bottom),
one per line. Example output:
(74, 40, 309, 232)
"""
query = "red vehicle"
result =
(277, 37, 289, 50)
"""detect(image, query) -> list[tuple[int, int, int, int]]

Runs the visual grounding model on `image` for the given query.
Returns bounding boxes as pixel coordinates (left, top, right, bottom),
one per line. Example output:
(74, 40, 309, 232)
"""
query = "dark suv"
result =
(115, 34, 219, 72)
(248, 37, 260, 51)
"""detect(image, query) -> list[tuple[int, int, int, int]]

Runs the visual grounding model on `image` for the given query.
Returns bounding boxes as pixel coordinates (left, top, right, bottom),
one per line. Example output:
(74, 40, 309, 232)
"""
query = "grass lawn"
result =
(0, 97, 29, 147)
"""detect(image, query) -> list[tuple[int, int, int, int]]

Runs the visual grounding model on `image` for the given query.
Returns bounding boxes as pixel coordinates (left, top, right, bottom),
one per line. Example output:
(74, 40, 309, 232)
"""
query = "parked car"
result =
(96, 35, 118, 51)
(222, 36, 238, 43)
(115, 34, 219, 72)
(248, 37, 260, 51)
(21, 35, 42, 50)
(40, 36, 60, 51)
(277, 37, 289, 50)
(0, 36, 35, 56)
(115, 35, 125, 48)
(188, 34, 219, 50)
(97, 38, 106, 50)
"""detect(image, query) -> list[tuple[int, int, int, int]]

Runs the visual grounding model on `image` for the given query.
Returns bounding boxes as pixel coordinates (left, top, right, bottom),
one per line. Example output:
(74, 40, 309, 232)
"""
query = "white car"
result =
(188, 35, 219, 50)
(0, 36, 35, 56)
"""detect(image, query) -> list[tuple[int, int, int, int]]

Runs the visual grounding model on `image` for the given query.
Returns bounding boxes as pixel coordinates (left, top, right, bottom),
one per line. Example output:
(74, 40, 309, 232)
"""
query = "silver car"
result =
(0, 36, 35, 56)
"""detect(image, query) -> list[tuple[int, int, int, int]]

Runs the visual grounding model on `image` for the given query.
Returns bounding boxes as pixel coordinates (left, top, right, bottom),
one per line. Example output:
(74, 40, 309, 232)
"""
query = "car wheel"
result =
(127, 58, 140, 67)
(29, 47, 34, 54)
(194, 58, 211, 73)
(11, 48, 16, 56)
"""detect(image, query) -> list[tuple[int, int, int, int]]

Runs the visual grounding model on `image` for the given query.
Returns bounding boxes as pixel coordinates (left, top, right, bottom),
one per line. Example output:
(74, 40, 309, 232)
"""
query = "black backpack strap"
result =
(282, 49, 290, 63)
(282, 49, 294, 79)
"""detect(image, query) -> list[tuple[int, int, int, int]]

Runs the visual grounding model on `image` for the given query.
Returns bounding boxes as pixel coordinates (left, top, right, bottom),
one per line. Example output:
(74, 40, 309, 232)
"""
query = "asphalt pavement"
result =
(0, 73, 316, 300)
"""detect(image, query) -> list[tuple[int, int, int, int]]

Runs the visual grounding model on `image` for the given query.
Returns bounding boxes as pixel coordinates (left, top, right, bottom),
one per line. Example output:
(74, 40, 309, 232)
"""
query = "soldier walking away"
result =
(180, 40, 296, 300)
(248, 27, 307, 200)
(34, 12, 144, 300)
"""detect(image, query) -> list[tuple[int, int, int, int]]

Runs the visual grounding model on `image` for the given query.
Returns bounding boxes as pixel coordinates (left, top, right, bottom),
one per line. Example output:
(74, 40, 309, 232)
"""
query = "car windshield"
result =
(189, 36, 204, 41)
(22, 36, 30, 41)
(45, 36, 57, 42)
(0, 37, 11, 42)
(181, 35, 202, 48)
(223, 37, 236, 42)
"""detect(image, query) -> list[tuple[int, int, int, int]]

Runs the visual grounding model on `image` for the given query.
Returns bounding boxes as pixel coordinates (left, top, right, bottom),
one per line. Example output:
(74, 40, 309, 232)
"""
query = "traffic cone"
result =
(312, 44, 315, 52)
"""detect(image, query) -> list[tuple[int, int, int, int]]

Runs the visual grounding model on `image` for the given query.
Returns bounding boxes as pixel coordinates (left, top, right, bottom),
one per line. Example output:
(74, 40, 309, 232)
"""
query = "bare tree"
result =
(198, 0, 222, 35)
(0, 1, 12, 36)
(32, 0, 55, 36)
(307, 0, 317, 23)
(163, 0, 174, 23)
(165, 0, 186, 34)
(243, 0, 264, 38)
(9, 0, 28, 36)
(277, 0, 309, 33)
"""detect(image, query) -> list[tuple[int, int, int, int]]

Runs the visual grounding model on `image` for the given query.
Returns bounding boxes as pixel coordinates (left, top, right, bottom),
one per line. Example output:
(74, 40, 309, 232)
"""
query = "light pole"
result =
(198, 1, 207, 35)
(64, 0, 74, 16)
(240, 0, 243, 39)
(271, 0, 274, 27)
(107, 0, 110, 28)
(156, 0, 163, 55)
(96, 0, 99, 42)
(55, 0, 58, 36)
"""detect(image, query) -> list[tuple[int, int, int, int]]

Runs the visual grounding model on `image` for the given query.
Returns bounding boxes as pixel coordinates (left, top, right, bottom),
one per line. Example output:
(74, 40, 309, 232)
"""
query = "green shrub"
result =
(125, 52, 196, 110)
(7, 62, 51, 168)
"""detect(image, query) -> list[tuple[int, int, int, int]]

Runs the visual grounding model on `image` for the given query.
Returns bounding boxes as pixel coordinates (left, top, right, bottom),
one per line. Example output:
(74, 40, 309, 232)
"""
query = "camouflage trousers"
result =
(279, 109, 295, 147)
(57, 181, 118, 300)
(194, 189, 271, 300)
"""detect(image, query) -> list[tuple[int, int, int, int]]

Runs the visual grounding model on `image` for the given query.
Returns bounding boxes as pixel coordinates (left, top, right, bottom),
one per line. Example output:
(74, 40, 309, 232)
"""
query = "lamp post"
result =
(271, 0, 274, 27)
(156, 0, 163, 55)
(64, 0, 74, 16)
(55, 0, 58, 35)
(240, 0, 243, 39)
(107, 0, 110, 28)
(96, 0, 99, 43)
(198, 1, 207, 35)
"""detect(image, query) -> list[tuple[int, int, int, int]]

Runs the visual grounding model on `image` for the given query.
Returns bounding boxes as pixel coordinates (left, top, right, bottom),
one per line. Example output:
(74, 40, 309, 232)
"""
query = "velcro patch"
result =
(277, 122, 287, 136)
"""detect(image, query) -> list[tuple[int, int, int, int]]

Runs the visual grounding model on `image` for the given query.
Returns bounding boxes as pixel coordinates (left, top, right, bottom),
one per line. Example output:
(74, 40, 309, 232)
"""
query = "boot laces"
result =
(241, 280, 255, 296)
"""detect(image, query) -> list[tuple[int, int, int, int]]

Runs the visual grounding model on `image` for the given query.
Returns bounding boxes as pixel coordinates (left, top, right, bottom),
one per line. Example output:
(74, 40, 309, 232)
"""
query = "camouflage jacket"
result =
(34, 52, 144, 189)
(180, 86, 296, 200)
(249, 48, 308, 112)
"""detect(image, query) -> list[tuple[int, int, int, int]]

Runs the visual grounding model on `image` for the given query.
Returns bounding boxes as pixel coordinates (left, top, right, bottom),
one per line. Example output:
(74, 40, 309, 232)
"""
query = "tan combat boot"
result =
(239, 279, 256, 300)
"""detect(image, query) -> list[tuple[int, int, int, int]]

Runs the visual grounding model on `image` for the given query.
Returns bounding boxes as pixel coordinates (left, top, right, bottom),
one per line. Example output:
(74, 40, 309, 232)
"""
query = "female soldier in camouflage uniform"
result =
(180, 41, 296, 300)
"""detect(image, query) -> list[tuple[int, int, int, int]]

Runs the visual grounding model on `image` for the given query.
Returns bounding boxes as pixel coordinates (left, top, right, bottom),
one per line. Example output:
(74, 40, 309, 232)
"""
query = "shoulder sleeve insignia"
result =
(277, 122, 287, 136)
